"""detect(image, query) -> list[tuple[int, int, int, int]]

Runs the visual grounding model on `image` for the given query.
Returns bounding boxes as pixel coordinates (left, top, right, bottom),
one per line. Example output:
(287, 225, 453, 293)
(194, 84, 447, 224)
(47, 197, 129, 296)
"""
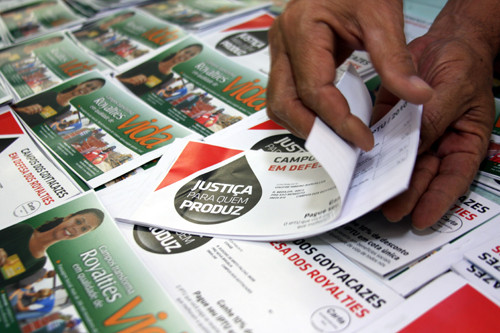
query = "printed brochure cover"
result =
(125, 139, 339, 240)
(322, 191, 500, 276)
(139, 0, 271, 30)
(116, 35, 267, 137)
(118, 71, 421, 240)
(73, 8, 187, 68)
(0, 107, 81, 228)
(202, 11, 274, 75)
(0, 191, 194, 333)
(0, 31, 109, 101)
(0, 0, 84, 44)
(117, 222, 404, 333)
(12, 71, 197, 188)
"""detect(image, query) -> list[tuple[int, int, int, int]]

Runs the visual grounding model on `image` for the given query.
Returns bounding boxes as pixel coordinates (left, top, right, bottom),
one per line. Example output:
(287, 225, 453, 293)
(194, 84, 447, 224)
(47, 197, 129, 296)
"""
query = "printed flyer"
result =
(0, 107, 81, 228)
(463, 235, 500, 281)
(124, 139, 340, 239)
(202, 11, 274, 75)
(0, 30, 109, 101)
(361, 272, 500, 333)
(0, 191, 194, 333)
(0, 0, 84, 43)
(12, 70, 198, 188)
(116, 222, 404, 333)
(321, 191, 500, 276)
(116, 35, 268, 137)
(72, 8, 187, 68)
(452, 260, 500, 305)
(0, 79, 12, 105)
(118, 70, 421, 240)
(139, 0, 271, 30)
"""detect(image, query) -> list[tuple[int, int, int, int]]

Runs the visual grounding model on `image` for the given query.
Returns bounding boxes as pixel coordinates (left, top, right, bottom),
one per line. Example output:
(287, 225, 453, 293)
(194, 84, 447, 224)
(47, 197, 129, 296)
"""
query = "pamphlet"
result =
(139, 0, 271, 31)
(117, 222, 404, 333)
(202, 11, 274, 75)
(0, 191, 194, 333)
(116, 35, 268, 136)
(0, 0, 84, 44)
(12, 70, 199, 188)
(0, 107, 81, 228)
(0, 30, 109, 101)
(360, 271, 500, 333)
(321, 191, 500, 276)
(0, 79, 12, 105)
(118, 70, 421, 240)
(72, 8, 187, 68)
(377, 204, 500, 297)
(452, 259, 500, 305)
(463, 235, 500, 281)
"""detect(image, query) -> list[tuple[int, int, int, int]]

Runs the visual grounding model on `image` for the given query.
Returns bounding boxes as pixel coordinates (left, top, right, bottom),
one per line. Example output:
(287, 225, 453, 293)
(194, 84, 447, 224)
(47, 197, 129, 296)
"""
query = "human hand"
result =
(374, 30, 496, 229)
(266, 0, 432, 151)
(14, 104, 43, 115)
(118, 74, 147, 85)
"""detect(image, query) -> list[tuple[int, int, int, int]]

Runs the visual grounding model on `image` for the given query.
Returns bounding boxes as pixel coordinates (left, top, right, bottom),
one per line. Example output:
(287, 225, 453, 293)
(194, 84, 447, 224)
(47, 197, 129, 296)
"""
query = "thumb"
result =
(363, 24, 433, 105)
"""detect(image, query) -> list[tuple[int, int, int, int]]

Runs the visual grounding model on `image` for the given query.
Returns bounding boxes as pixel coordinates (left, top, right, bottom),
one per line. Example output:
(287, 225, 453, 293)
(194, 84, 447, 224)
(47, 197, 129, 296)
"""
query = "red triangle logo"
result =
(0, 111, 24, 136)
(250, 119, 285, 130)
(223, 14, 275, 32)
(156, 141, 243, 191)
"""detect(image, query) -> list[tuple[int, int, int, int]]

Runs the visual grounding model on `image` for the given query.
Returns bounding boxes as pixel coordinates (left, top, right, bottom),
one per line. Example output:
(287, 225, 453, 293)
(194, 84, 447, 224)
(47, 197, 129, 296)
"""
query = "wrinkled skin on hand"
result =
(266, 0, 499, 229)
(266, 0, 432, 151)
(374, 33, 495, 229)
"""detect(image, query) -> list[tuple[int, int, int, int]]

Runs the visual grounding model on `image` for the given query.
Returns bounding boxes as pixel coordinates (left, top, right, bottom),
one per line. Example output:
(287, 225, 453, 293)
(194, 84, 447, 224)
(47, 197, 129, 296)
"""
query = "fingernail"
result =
(412, 224, 427, 231)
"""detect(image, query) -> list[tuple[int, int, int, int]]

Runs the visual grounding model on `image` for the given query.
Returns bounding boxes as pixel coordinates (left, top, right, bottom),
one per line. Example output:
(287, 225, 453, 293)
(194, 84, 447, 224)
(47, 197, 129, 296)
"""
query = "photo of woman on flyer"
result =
(12, 78, 105, 127)
(117, 43, 202, 96)
(0, 208, 104, 289)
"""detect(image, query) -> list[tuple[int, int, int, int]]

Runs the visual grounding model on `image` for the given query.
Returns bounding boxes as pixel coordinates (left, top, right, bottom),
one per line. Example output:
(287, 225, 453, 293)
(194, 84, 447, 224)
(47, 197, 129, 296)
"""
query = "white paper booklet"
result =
(321, 190, 500, 277)
(118, 69, 421, 240)
(452, 259, 500, 305)
(359, 271, 500, 333)
(117, 222, 404, 333)
(0, 107, 81, 228)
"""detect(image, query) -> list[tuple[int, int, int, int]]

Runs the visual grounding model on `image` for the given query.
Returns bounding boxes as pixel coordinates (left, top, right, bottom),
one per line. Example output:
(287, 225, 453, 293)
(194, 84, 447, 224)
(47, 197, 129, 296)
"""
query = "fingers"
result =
(267, 20, 316, 138)
(360, 6, 433, 106)
(268, 7, 374, 150)
(381, 153, 440, 223)
(411, 150, 480, 229)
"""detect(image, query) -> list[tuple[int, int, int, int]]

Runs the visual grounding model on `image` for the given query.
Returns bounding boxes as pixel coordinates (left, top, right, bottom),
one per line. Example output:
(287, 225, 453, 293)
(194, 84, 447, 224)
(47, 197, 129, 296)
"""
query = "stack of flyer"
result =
(111, 69, 422, 240)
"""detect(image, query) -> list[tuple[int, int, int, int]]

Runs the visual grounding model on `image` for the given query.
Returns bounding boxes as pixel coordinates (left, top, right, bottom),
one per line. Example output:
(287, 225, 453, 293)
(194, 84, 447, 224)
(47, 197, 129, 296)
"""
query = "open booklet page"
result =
(0, 191, 195, 333)
(116, 222, 404, 333)
(116, 69, 421, 240)
(11, 70, 200, 188)
(0, 107, 81, 228)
